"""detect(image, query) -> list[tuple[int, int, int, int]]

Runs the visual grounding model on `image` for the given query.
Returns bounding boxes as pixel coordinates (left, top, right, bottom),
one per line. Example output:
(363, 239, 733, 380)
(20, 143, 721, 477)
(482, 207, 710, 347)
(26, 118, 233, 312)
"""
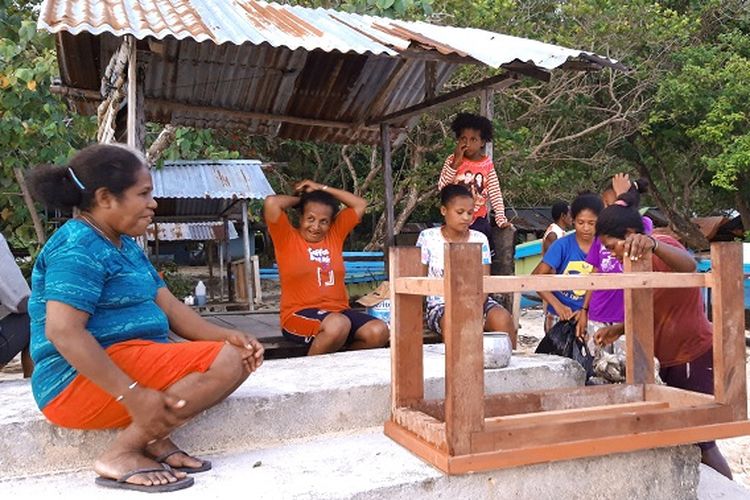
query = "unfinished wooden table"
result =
(385, 242, 750, 474)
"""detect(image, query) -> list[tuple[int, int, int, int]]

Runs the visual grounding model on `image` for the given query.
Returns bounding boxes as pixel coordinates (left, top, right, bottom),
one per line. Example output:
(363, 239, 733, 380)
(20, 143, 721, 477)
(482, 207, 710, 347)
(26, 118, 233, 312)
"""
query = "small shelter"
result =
(150, 159, 275, 307)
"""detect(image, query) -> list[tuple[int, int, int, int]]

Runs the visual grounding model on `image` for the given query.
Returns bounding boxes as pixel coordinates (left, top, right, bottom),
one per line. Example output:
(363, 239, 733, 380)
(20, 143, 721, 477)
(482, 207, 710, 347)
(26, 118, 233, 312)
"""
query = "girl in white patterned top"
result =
(416, 185, 516, 346)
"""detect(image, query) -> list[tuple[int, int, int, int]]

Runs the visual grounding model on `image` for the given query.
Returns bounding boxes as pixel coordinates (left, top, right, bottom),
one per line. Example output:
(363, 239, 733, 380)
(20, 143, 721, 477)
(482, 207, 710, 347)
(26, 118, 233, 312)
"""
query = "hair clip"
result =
(614, 200, 628, 207)
(68, 167, 86, 191)
(632, 180, 639, 191)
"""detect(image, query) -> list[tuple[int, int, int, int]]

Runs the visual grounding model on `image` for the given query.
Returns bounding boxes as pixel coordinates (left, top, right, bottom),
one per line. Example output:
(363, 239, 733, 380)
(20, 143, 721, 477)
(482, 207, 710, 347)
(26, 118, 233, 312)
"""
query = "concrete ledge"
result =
(0, 348, 583, 477)
(0, 428, 699, 499)
(698, 464, 750, 499)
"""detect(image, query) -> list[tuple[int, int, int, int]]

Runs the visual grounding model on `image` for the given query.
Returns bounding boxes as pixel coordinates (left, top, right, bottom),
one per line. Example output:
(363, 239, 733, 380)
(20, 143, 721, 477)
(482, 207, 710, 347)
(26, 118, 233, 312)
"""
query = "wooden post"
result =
(127, 35, 138, 149)
(241, 200, 254, 310)
(711, 242, 747, 420)
(425, 61, 436, 100)
(381, 123, 395, 252)
(623, 253, 655, 384)
(390, 247, 425, 409)
(207, 240, 214, 301)
(443, 242, 485, 455)
(218, 235, 225, 301)
(479, 89, 494, 160)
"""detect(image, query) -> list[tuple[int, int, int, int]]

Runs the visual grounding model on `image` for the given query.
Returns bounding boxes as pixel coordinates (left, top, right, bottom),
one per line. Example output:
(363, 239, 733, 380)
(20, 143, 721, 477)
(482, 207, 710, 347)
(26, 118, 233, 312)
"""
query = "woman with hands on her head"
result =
(263, 179, 389, 356)
(27, 144, 263, 492)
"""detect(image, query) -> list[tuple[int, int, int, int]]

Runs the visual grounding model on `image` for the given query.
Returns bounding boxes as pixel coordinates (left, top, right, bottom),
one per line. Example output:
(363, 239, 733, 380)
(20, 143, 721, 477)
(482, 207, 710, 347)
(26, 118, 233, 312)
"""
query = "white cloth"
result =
(416, 227, 491, 309)
(0, 233, 30, 321)
(543, 222, 565, 241)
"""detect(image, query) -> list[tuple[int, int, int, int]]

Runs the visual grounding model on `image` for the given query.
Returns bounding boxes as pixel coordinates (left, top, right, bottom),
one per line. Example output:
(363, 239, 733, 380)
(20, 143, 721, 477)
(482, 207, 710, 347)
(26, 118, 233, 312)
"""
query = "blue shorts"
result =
(282, 308, 379, 347)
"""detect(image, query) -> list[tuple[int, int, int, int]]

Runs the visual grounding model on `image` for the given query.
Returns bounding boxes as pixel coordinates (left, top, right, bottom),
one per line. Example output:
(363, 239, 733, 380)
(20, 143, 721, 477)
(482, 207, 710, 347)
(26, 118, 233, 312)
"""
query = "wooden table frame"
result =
(385, 242, 749, 474)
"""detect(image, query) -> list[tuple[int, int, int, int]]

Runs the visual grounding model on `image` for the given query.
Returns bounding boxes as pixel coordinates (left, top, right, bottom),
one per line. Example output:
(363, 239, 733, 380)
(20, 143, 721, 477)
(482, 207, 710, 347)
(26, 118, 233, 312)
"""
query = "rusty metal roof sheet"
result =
(151, 159, 275, 199)
(146, 221, 239, 241)
(40, 0, 622, 144)
(38, 0, 616, 69)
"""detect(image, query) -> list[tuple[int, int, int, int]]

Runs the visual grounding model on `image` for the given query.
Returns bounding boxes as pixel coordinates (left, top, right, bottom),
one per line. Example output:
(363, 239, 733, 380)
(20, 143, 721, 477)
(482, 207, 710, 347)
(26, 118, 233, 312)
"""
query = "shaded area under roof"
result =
(40, 0, 624, 145)
(145, 221, 239, 241)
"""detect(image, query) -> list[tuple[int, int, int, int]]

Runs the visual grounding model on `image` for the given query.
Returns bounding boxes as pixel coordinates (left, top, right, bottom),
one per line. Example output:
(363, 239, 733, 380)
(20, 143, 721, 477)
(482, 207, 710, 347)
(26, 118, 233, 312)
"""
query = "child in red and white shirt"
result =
(438, 113, 511, 249)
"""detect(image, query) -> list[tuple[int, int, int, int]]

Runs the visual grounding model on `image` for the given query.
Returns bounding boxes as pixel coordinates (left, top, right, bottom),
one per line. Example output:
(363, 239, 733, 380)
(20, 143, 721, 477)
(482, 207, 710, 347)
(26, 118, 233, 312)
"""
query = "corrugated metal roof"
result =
(38, 0, 617, 70)
(40, 0, 622, 144)
(146, 221, 239, 241)
(151, 159, 275, 199)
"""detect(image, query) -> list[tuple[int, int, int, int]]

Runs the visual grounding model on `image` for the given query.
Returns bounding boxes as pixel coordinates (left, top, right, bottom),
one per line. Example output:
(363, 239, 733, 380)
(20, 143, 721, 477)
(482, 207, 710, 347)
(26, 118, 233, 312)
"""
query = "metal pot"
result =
(483, 332, 512, 369)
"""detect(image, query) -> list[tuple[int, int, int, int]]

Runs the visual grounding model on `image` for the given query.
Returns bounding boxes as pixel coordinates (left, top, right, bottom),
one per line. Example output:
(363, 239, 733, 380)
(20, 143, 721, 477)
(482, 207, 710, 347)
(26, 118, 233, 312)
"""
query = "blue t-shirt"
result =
(29, 220, 169, 409)
(541, 233, 593, 313)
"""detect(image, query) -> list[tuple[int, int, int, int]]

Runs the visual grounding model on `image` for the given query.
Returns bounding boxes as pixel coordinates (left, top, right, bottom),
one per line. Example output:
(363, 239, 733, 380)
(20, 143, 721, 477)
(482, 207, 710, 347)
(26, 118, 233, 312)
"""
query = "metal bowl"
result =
(483, 332, 512, 369)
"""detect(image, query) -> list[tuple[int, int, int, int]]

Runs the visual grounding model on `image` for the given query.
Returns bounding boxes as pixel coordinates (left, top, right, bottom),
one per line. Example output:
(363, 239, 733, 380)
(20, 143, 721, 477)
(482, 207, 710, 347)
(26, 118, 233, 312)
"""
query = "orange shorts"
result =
(42, 339, 224, 430)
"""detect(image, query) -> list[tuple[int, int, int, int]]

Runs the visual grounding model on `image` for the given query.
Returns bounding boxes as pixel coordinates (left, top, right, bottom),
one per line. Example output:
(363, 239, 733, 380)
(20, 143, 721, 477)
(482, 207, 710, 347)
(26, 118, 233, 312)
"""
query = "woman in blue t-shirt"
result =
(531, 193, 604, 327)
(27, 144, 264, 492)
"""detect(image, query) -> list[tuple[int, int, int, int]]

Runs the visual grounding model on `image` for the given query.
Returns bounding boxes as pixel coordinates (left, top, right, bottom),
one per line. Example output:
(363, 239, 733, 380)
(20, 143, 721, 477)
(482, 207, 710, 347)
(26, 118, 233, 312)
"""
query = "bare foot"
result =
(146, 437, 204, 470)
(94, 449, 186, 486)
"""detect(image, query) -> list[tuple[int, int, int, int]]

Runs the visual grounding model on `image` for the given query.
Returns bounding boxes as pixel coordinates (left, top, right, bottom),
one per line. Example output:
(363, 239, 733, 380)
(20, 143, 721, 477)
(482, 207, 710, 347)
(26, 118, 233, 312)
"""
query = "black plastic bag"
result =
(535, 319, 594, 379)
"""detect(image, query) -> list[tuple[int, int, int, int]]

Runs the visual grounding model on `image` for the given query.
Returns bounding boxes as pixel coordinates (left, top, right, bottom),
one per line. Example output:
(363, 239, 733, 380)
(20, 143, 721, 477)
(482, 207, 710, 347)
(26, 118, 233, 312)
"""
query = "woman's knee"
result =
(210, 344, 249, 384)
(486, 306, 515, 333)
(319, 313, 351, 340)
(357, 320, 389, 347)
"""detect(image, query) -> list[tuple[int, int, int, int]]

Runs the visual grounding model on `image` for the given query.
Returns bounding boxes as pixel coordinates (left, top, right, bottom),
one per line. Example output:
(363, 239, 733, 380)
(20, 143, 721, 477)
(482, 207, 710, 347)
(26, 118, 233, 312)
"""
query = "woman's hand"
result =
(623, 233, 656, 261)
(553, 303, 576, 321)
(123, 386, 186, 440)
(294, 179, 325, 195)
(575, 309, 588, 341)
(594, 325, 623, 347)
(612, 172, 631, 197)
(225, 331, 265, 373)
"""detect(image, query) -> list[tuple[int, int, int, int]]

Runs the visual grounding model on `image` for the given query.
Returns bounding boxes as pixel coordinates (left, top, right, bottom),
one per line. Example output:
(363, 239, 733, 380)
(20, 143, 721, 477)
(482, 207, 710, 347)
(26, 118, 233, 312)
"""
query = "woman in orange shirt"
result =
(264, 180, 389, 356)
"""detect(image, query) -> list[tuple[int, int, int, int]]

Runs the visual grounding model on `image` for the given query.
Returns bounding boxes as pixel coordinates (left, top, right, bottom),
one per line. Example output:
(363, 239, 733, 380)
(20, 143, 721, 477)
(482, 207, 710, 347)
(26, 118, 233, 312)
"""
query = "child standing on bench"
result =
(417, 185, 516, 346)
(438, 113, 511, 253)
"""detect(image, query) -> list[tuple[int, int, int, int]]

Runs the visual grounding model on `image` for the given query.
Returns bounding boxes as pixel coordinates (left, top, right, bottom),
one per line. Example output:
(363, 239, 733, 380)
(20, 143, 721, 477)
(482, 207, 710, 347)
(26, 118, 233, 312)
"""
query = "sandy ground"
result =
(2, 287, 749, 487)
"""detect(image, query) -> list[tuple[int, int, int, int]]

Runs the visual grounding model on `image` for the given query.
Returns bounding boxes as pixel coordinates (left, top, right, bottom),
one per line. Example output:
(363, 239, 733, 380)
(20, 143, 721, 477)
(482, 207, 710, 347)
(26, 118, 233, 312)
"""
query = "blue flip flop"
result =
(95, 466, 195, 492)
(156, 449, 212, 474)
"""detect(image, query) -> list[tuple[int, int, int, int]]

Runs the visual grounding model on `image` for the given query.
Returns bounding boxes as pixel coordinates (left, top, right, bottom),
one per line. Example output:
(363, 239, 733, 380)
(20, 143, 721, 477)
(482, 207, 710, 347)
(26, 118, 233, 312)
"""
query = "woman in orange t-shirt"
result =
(264, 179, 389, 356)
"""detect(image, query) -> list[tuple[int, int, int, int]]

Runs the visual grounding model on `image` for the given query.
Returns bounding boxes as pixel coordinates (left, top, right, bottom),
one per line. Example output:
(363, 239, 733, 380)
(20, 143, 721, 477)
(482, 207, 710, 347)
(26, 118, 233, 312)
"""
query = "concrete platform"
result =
(0, 428, 700, 499)
(0, 348, 583, 477)
(698, 464, 750, 499)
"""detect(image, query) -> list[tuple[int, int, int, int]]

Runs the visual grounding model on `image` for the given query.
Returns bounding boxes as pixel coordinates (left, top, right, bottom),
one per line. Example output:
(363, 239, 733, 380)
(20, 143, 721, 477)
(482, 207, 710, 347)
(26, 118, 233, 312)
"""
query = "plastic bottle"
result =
(195, 280, 206, 306)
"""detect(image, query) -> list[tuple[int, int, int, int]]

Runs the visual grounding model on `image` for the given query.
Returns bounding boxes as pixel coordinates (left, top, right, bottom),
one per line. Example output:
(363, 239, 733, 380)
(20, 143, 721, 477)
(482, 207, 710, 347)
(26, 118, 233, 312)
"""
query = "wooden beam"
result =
(425, 60, 437, 100)
(446, 419, 750, 474)
(384, 421, 451, 472)
(416, 383, 645, 421)
(483, 401, 669, 431)
(443, 243, 485, 455)
(389, 247, 426, 408)
(368, 72, 519, 126)
(392, 407, 447, 450)
(393, 277, 444, 296)
(382, 123, 395, 249)
(711, 242, 747, 420)
(482, 272, 711, 294)
(474, 402, 732, 452)
(127, 34, 137, 149)
(50, 85, 375, 131)
(645, 384, 716, 407)
(624, 254, 655, 384)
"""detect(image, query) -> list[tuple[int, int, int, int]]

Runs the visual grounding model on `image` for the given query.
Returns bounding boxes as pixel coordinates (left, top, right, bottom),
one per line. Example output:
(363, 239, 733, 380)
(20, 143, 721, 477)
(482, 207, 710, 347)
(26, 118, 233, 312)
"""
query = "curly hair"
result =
(450, 112, 493, 142)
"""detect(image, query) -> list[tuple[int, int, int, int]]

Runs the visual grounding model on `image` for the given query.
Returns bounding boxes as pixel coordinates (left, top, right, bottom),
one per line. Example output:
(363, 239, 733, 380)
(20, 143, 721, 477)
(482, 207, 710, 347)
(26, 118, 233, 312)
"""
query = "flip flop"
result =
(155, 449, 213, 474)
(95, 466, 195, 492)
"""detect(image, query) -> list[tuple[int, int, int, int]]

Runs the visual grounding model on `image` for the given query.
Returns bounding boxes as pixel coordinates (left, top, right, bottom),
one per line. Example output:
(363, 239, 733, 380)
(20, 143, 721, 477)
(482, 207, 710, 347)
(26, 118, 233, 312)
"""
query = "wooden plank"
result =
(393, 277, 444, 296)
(711, 242, 748, 420)
(482, 272, 711, 294)
(416, 384, 644, 421)
(443, 243, 485, 455)
(389, 247, 425, 408)
(384, 421, 450, 473)
(476, 403, 732, 451)
(126, 35, 137, 149)
(624, 255, 655, 384)
(483, 401, 669, 430)
(369, 72, 519, 126)
(392, 408, 447, 451)
(447, 419, 750, 475)
(382, 123, 395, 250)
(645, 384, 715, 407)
